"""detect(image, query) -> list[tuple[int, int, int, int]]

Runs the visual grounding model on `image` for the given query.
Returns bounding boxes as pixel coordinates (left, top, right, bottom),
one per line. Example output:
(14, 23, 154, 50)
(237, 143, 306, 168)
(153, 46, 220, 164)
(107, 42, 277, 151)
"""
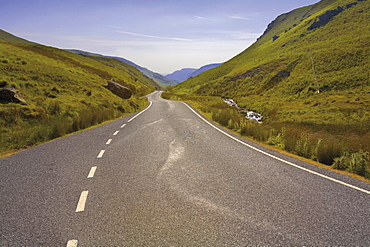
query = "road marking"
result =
(76, 191, 89, 212)
(87, 166, 97, 178)
(128, 100, 153, 122)
(66, 239, 78, 247)
(113, 130, 119, 136)
(183, 102, 370, 195)
(121, 124, 126, 128)
(97, 150, 105, 158)
(106, 139, 112, 145)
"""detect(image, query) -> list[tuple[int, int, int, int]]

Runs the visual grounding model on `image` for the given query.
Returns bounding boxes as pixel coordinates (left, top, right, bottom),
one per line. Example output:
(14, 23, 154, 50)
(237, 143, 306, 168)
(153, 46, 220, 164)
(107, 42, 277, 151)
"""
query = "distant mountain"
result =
(166, 63, 221, 83)
(188, 63, 222, 79)
(66, 50, 177, 86)
(165, 68, 197, 83)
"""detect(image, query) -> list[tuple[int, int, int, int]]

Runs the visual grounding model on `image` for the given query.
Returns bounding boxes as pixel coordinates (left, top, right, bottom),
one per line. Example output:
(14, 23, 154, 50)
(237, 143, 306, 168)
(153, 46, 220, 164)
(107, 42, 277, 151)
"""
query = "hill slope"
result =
(173, 0, 370, 123)
(0, 30, 156, 155)
(0, 29, 36, 45)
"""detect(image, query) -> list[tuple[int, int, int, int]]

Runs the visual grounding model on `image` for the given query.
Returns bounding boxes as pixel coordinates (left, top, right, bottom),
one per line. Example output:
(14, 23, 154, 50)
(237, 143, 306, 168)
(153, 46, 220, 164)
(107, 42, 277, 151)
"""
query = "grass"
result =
(0, 39, 156, 156)
(162, 92, 370, 180)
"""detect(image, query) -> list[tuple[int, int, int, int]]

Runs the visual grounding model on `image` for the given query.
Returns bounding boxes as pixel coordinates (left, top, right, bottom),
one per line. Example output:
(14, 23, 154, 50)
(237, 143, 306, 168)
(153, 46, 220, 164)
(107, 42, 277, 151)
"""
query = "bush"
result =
(267, 127, 286, 149)
(212, 108, 239, 127)
(333, 150, 370, 177)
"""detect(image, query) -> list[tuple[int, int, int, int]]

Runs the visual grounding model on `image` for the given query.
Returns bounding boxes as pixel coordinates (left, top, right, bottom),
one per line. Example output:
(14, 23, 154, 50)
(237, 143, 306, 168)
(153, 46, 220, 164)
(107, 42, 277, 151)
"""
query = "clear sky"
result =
(1, 0, 319, 74)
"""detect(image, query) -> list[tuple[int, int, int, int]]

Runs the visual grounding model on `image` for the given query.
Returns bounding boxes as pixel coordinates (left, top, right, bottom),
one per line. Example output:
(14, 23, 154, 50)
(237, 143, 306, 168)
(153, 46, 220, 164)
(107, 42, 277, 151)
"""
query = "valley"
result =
(1, 0, 370, 245)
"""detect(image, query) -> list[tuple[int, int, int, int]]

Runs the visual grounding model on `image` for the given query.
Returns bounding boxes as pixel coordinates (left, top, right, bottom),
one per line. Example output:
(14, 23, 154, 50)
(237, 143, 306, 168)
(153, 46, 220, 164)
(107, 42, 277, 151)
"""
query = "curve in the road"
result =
(182, 102, 370, 195)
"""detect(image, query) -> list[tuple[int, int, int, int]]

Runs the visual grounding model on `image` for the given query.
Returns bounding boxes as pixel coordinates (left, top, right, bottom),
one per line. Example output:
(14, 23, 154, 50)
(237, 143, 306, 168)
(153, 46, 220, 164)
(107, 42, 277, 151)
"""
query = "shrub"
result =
(316, 141, 343, 165)
(267, 127, 286, 149)
(333, 150, 370, 177)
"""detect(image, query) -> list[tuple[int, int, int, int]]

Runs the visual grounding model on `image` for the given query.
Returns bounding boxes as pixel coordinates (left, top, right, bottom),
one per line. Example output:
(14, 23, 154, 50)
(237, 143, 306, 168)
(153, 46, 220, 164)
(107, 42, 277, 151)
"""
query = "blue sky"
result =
(1, 0, 319, 74)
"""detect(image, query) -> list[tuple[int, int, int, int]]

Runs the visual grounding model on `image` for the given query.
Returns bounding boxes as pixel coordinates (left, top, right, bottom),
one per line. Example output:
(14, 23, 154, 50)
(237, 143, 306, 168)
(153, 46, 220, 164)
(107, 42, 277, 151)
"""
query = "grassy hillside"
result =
(0, 30, 157, 155)
(0, 29, 36, 45)
(175, 0, 369, 101)
(169, 0, 370, 179)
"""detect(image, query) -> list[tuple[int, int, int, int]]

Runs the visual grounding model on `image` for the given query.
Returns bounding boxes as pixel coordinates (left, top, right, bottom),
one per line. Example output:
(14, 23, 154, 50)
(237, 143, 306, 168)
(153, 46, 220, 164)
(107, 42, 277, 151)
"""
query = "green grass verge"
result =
(162, 92, 370, 181)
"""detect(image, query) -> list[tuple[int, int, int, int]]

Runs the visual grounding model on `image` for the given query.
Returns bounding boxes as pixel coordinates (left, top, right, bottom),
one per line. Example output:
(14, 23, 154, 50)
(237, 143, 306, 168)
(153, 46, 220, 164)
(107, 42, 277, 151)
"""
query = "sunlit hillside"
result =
(168, 0, 370, 179)
(0, 29, 157, 155)
(174, 0, 369, 123)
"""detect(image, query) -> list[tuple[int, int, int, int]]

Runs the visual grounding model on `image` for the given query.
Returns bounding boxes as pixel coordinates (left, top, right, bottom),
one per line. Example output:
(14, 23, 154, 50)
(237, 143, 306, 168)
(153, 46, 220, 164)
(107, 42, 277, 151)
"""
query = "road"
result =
(1, 91, 369, 246)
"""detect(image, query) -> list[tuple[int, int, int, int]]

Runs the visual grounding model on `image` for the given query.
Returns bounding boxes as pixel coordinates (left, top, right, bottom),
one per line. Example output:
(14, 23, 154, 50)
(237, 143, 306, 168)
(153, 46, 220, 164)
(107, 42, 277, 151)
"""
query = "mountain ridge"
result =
(165, 63, 222, 83)
(66, 49, 177, 86)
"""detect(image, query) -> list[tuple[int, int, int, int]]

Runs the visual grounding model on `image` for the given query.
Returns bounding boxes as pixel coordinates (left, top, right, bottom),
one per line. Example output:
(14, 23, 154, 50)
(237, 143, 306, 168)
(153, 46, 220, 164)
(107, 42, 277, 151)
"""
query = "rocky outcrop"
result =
(307, 0, 364, 31)
(0, 87, 26, 103)
(103, 80, 132, 99)
(308, 6, 344, 30)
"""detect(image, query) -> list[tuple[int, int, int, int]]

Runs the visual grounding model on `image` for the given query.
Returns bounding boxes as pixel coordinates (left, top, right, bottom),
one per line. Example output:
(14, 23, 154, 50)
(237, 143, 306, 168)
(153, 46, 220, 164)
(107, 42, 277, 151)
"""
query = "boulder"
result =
(0, 87, 26, 103)
(103, 80, 132, 99)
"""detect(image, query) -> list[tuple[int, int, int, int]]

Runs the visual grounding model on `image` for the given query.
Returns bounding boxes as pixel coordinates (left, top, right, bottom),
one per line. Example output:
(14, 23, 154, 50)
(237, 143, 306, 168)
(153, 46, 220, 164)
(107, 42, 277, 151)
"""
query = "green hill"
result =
(169, 0, 370, 178)
(0, 29, 156, 155)
(0, 29, 36, 45)
(174, 0, 369, 119)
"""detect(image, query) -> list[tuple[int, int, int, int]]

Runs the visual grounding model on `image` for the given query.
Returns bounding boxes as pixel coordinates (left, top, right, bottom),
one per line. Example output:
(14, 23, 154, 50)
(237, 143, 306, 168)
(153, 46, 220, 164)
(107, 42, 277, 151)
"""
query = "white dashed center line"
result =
(87, 166, 97, 178)
(97, 150, 105, 158)
(106, 139, 112, 145)
(121, 124, 126, 128)
(66, 239, 78, 247)
(113, 130, 119, 136)
(75, 190, 89, 212)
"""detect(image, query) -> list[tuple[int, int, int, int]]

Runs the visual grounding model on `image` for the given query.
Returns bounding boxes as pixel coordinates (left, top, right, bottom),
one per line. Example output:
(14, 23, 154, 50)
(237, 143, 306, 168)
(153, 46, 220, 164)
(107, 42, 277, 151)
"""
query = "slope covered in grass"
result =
(174, 0, 369, 118)
(169, 0, 370, 179)
(0, 30, 157, 155)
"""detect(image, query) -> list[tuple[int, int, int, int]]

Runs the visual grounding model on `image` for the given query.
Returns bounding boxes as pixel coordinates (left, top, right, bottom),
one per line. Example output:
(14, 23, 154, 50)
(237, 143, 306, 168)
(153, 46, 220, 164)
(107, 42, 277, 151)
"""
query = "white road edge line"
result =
(106, 139, 112, 145)
(128, 100, 153, 122)
(182, 102, 370, 195)
(121, 124, 126, 128)
(87, 166, 97, 178)
(97, 150, 105, 158)
(76, 190, 89, 212)
(113, 130, 119, 136)
(66, 239, 78, 247)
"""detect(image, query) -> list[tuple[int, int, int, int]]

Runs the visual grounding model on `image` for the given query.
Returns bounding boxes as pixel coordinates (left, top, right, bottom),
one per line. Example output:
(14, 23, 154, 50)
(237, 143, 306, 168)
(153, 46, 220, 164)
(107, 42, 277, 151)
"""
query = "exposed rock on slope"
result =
(103, 80, 132, 99)
(308, 6, 344, 30)
(0, 87, 26, 103)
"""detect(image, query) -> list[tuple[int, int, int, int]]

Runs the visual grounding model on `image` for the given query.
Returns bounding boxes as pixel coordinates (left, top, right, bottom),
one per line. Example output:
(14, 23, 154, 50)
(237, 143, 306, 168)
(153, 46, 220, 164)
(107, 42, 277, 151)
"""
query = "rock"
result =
(272, 35, 280, 41)
(103, 80, 132, 99)
(277, 71, 290, 77)
(307, 6, 344, 30)
(0, 87, 26, 103)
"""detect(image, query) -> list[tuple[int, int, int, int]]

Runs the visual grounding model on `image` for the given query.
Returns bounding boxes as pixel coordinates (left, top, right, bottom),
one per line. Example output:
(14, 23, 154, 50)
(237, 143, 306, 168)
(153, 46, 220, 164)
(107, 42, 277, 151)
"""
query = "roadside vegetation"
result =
(0, 36, 157, 156)
(162, 92, 370, 180)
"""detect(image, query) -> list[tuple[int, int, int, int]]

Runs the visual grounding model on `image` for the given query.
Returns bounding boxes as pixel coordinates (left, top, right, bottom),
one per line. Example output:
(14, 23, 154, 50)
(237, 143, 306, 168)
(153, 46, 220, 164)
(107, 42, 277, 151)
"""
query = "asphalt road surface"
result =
(1, 91, 369, 246)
